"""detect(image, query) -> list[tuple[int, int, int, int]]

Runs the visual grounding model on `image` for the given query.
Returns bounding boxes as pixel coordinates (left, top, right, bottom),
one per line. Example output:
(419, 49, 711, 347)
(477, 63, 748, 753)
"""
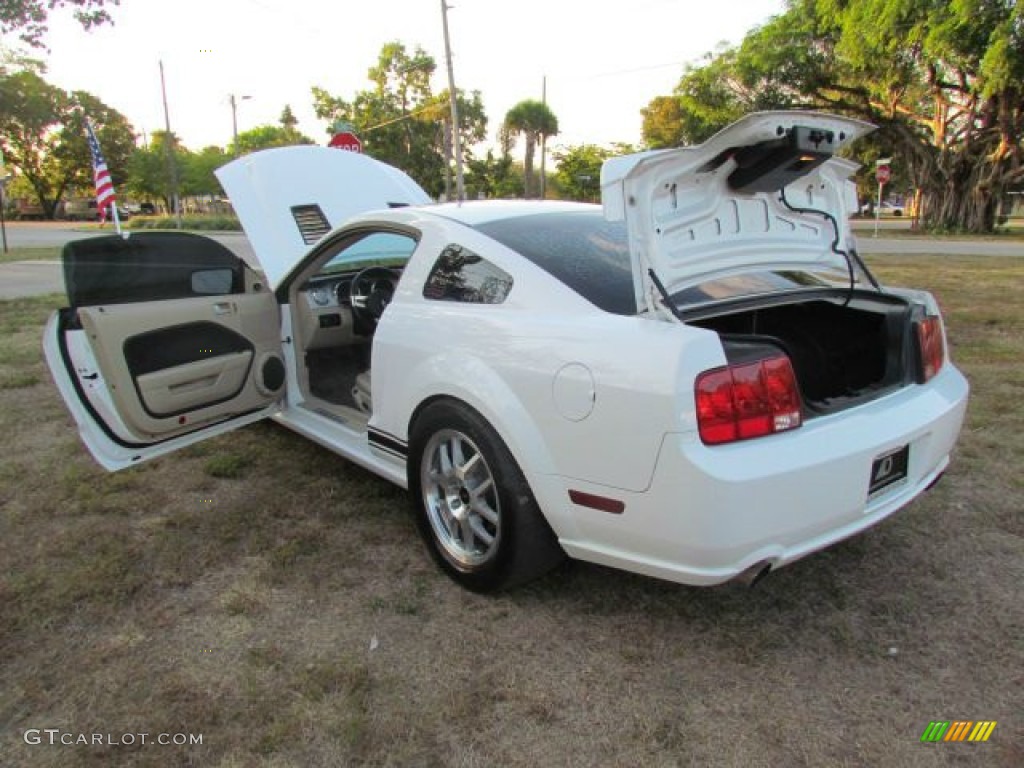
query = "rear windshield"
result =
(475, 211, 636, 315)
(671, 268, 860, 310)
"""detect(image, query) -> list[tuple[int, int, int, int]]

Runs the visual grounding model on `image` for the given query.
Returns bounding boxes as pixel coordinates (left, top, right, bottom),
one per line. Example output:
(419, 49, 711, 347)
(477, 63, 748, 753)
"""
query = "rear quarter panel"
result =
(370, 217, 725, 533)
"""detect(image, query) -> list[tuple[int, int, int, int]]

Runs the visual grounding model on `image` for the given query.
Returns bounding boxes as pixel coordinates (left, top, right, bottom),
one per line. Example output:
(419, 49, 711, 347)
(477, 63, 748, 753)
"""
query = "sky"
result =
(39, 0, 787, 153)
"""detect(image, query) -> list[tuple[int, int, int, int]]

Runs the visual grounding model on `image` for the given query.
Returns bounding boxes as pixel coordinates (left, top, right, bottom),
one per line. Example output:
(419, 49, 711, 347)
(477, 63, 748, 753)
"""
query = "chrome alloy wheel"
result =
(420, 428, 501, 568)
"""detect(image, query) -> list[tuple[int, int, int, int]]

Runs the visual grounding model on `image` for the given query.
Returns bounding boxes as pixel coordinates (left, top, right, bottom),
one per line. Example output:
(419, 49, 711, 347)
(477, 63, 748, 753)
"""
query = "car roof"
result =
(424, 199, 600, 227)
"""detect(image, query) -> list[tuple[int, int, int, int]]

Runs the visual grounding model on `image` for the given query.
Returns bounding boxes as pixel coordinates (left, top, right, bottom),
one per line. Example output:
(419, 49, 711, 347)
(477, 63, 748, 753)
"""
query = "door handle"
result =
(213, 302, 235, 316)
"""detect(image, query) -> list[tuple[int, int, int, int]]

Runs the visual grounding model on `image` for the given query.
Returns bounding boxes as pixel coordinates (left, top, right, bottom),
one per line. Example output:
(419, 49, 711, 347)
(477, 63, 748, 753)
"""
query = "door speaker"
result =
(255, 353, 286, 396)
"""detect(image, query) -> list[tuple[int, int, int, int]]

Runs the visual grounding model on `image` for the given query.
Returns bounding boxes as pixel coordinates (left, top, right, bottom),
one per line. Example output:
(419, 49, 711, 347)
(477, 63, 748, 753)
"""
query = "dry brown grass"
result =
(1, 254, 1021, 767)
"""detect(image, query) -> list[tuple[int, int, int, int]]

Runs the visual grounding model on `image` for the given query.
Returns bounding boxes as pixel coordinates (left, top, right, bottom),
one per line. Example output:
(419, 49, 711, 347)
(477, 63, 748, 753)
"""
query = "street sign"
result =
(876, 164, 891, 185)
(329, 131, 363, 153)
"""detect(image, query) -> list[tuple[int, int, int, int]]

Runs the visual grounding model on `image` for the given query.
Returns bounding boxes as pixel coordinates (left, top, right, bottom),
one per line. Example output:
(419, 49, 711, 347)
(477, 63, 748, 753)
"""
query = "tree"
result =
(553, 144, 614, 202)
(641, 44, 794, 148)
(313, 43, 439, 181)
(229, 123, 313, 156)
(126, 130, 184, 212)
(642, 0, 1024, 232)
(183, 145, 227, 198)
(640, 96, 688, 149)
(311, 42, 488, 198)
(551, 142, 640, 202)
(279, 104, 298, 131)
(1, 0, 120, 48)
(503, 100, 558, 198)
(465, 149, 523, 199)
(809, 0, 1024, 231)
(435, 88, 488, 199)
(0, 69, 134, 217)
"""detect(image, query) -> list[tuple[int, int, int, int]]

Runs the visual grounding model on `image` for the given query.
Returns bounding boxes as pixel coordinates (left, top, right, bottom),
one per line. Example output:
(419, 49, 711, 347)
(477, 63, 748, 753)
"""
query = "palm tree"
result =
(503, 100, 558, 198)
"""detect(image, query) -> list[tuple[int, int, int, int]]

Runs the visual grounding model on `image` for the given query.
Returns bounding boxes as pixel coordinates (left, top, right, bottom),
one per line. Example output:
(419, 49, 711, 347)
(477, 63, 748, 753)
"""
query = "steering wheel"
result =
(349, 266, 397, 325)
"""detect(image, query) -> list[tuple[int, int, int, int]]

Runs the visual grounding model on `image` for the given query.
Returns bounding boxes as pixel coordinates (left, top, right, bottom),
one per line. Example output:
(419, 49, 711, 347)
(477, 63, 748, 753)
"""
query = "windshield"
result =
(319, 231, 418, 275)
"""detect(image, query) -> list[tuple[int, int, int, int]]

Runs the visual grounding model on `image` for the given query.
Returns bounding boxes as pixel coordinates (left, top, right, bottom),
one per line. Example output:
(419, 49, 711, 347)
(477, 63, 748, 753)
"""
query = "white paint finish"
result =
(601, 111, 873, 212)
(552, 363, 596, 422)
(46, 118, 972, 586)
(559, 363, 968, 584)
(43, 315, 280, 471)
(369, 211, 711, 496)
(602, 111, 875, 311)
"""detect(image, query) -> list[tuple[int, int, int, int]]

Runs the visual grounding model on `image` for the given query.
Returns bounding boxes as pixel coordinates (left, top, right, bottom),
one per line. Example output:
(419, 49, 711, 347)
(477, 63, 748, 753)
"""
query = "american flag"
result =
(85, 121, 116, 218)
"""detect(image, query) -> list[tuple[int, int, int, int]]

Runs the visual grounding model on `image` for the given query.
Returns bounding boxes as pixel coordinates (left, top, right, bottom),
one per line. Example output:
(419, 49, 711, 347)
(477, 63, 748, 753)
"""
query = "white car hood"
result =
(216, 146, 431, 289)
(601, 111, 875, 314)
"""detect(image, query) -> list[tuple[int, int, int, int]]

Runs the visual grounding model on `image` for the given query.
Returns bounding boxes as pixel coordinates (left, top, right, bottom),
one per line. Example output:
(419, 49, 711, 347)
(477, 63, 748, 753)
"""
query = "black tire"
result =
(408, 399, 565, 592)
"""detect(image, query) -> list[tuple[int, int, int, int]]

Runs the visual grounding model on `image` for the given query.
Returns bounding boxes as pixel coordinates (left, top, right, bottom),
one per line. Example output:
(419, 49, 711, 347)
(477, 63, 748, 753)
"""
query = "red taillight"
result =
(696, 355, 803, 445)
(916, 316, 944, 382)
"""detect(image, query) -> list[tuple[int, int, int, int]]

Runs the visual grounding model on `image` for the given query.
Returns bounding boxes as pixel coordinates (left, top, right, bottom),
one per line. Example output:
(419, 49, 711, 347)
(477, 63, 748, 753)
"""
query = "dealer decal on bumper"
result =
(868, 444, 910, 500)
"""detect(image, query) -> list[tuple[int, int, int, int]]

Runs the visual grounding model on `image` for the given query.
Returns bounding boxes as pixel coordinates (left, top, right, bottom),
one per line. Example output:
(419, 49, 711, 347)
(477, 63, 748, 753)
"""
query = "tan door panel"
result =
(77, 292, 281, 441)
(136, 350, 253, 416)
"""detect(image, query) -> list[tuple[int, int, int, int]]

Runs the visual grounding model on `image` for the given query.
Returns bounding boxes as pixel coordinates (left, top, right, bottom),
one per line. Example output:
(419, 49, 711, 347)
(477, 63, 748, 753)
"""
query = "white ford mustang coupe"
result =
(44, 112, 968, 591)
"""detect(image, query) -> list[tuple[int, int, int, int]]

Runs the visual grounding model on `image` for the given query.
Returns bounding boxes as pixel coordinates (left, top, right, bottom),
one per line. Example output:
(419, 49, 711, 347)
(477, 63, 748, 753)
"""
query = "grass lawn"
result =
(0, 246, 61, 264)
(855, 226, 1024, 241)
(0, 255, 1020, 766)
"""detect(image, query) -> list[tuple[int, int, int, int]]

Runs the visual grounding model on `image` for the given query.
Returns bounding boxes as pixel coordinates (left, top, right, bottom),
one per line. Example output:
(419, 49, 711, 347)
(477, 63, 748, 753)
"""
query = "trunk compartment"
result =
(692, 293, 914, 415)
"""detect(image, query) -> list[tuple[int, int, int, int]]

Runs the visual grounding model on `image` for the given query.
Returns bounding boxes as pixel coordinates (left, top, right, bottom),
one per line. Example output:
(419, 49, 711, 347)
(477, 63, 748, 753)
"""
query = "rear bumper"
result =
(556, 363, 969, 586)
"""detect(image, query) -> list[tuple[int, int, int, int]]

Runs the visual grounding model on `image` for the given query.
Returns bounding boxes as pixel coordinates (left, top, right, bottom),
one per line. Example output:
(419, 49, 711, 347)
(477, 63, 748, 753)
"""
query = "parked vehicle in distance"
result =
(61, 198, 98, 221)
(62, 197, 131, 221)
(44, 112, 968, 592)
(13, 198, 45, 220)
(123, 202, 157, 216)
(861, 199, 905, 217)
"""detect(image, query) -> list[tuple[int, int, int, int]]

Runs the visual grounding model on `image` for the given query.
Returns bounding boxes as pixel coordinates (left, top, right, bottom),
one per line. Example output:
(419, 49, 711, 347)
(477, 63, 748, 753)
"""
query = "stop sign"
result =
(329, 131, 363, 153)
(876, 164, 891, 184)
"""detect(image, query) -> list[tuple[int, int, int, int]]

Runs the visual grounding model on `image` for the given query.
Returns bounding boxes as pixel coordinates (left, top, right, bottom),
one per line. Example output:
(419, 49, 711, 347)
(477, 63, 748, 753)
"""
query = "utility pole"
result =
(229, 93, 251, 154)
(0, 177, 9, 255)
(159, 60, 182, 229)
(440, 0, 465, 202)
(0, 150, 8, 253)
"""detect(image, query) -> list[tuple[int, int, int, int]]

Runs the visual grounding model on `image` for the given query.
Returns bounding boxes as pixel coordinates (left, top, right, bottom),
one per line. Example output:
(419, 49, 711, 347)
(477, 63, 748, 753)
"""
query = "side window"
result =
(422, 244, 514, 304)
(62, 232, 244, 308)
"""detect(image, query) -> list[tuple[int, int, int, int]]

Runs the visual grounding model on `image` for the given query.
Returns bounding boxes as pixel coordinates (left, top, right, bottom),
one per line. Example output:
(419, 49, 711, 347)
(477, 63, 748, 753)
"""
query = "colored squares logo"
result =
(920, 721, 997, 743)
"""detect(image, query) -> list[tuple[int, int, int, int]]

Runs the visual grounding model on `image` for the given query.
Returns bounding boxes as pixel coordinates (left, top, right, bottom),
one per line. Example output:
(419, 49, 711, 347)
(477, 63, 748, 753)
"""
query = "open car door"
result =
(43, 232, 285, 471)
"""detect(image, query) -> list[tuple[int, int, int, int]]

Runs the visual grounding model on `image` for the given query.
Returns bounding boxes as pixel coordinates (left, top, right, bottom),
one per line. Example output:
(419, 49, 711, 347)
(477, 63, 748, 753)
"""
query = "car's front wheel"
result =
(408, 400, 564, 592)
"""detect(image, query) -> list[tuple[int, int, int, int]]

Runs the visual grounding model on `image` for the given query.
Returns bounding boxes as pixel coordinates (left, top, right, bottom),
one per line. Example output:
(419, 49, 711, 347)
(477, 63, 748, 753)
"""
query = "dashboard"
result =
(304, 274, 353, 310)
(297, 274, 355, 351)
(297, 268, 400, 351)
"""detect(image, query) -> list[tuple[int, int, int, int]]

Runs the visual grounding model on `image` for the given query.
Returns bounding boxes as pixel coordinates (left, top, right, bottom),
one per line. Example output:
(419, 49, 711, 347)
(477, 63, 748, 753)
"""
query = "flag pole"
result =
(110, 197, 122, 236)
(84, 118, 123, 237)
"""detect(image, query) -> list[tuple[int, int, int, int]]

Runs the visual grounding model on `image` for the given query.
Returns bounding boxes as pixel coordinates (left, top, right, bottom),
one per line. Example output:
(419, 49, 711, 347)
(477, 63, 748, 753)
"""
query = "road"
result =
(0, 220, 1019, 299)
(0, 223, 256, 299)
(0, 222, 256, 262)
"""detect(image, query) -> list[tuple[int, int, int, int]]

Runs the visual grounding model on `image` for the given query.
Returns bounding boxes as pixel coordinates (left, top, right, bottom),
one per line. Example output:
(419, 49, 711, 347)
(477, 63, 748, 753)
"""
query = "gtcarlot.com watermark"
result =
(24, 729, 202, 747)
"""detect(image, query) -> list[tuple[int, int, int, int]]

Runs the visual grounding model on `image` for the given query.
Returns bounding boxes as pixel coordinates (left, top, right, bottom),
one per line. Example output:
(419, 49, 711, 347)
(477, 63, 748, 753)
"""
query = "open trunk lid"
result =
(600, 111, 875, 316)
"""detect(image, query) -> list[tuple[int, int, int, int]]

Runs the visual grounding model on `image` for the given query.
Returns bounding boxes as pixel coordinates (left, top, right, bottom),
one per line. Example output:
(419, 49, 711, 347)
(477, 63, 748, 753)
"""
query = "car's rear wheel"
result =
(409, 400, 564, 592)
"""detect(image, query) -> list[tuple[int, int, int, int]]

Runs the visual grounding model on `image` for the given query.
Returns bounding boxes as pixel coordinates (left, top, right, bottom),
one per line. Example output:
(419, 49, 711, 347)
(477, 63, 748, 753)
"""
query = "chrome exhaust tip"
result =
(734, 560, 772, 588)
